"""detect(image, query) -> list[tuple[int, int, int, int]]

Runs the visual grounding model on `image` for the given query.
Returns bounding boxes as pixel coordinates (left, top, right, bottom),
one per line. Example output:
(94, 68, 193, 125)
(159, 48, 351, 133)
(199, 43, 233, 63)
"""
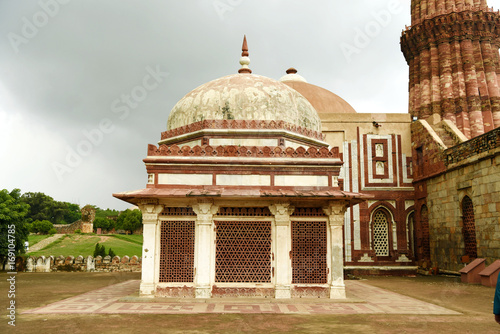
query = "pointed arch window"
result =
(372, 210, 390, 256)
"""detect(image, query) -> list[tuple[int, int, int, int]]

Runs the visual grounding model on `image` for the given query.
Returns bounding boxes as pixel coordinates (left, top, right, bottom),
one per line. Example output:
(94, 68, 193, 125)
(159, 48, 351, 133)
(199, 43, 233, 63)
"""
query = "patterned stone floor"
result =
(23, 280, 460, 315)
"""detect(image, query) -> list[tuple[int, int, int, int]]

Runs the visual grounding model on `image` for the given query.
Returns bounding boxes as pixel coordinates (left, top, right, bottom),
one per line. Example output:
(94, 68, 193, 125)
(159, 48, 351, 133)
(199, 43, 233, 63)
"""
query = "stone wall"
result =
(54, 205, 95, 234)
(16, 255, 142, 272)
(426, 128, 500, 271)
(53, 220, 93, 234)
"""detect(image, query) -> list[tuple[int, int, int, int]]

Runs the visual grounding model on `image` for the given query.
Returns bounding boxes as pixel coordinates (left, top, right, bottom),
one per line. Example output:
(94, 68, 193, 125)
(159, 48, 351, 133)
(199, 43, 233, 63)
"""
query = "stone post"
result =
(323, 201, 348, 299)
(192, 201, 219, 298)
(138, 201, 163, 297)
(269, 203, 294, 299)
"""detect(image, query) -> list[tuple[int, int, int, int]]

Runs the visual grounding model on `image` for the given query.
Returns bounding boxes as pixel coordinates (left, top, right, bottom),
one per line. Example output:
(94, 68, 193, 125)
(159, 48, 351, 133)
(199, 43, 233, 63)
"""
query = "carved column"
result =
(323, 202, 348, 299)
(269, 203, 294, 299)
(192, 201, 218, 298)
(138, 201, 163, 297)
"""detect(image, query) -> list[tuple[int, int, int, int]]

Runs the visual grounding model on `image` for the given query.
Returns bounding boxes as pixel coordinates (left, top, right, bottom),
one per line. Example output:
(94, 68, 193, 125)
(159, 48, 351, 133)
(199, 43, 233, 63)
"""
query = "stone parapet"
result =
(15, 255, 141, 273)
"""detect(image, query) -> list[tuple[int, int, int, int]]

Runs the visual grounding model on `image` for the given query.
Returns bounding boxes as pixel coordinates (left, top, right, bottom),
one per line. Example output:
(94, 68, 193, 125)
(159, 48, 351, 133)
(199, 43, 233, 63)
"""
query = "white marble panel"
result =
(158, 173, 213, 185)
(274, 175, 329, 187)
(216, 174, 271, 186)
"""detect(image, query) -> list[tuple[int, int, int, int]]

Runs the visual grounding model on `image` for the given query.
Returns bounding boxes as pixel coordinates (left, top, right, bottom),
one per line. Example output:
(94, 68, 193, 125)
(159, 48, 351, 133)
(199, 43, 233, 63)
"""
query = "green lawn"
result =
(27, 234, 143, 257)
(28, 234, 51, 246)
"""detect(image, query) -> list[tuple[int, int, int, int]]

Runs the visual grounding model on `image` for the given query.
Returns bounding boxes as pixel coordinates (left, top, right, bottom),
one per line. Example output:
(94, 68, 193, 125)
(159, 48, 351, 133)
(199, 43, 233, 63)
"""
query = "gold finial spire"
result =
(238, 35, 252, 74)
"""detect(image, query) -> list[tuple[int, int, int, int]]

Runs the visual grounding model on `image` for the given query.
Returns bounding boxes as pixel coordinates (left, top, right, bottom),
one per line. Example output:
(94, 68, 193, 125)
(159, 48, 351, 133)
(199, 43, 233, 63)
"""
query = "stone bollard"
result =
(86, 255, 95, 272)
(26, 257, 34, 272)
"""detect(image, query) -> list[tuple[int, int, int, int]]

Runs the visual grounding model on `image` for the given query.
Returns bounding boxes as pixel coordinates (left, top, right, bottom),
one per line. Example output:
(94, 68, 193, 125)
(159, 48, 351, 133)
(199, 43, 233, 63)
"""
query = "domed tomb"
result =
(166, 73, 322, 133)
(280, 68, 357, 115)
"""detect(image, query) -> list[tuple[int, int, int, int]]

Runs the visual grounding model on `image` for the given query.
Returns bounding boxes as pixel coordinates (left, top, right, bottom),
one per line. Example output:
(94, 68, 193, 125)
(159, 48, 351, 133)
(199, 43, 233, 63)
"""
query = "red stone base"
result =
(291, 286, 329, 298)
(211, 286, 274, 298)
(156, 286, 195, 298)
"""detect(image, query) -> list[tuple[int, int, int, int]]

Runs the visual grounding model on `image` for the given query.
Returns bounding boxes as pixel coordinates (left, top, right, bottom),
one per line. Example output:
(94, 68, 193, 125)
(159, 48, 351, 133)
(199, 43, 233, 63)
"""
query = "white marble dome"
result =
(166, 73, 322, 132)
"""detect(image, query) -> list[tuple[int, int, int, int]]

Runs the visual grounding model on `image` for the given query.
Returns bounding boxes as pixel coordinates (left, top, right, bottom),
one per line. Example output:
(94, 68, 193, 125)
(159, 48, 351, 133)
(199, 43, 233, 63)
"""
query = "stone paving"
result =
(23, 280, 460, 315)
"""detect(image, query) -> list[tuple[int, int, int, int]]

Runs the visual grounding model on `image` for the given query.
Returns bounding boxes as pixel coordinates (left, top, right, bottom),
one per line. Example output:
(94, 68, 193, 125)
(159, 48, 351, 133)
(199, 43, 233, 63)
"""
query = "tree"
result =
(62, 202, 81, 224)
(93, 217, 115, 232)
(94, 206, 120, 220)
(116, 209, 142, 234)
(21, 192, 81, 224)
(31, 220, 54, 234)
(0, 189, 30, 258)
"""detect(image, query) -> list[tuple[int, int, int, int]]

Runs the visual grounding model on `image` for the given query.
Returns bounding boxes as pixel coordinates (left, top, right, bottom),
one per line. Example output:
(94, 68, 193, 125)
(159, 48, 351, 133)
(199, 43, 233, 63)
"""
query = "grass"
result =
(27, 234, 143, 257)
(110, 234, 143, 245)
(27, 234, 51, 246)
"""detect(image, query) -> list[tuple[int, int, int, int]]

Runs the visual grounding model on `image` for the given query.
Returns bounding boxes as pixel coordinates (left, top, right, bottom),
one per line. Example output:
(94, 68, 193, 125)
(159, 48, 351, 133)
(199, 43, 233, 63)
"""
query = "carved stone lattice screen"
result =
(215, 221, 271, 283)
(291, 208, 327, 217)
(217, 207, 272, 217)
(373, 211, 389, 256)
(462, 196, 478, 259)
(421, 205, 431, 260)
(291, 220, 328, 284)
(159, 221, 195, 283)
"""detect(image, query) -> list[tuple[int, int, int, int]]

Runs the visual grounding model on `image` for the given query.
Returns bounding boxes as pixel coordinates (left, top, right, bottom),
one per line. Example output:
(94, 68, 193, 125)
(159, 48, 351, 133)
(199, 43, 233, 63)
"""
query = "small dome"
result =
(167, 74, 322, 132)
(283, 80, 357, 114)
(280, 67, 307, 83)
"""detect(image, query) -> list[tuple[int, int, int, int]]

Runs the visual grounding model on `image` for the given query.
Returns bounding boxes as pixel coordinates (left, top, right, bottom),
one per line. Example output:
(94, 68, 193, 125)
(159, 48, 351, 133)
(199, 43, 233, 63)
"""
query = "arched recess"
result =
(370, 207, 394, 258)
(406, 211, 416, 258)
(461, 196, 478, 259)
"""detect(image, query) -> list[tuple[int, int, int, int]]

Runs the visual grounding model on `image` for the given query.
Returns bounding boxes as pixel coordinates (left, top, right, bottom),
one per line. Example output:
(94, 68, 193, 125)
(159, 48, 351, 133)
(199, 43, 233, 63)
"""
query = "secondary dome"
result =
(166, 73, 322, 132)
(281, 69, 357, 114)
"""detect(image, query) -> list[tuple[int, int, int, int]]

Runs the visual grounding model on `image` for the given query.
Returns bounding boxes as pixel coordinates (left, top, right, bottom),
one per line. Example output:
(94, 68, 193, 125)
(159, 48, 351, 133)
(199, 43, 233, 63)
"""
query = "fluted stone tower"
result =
(401, 0, 500, 139)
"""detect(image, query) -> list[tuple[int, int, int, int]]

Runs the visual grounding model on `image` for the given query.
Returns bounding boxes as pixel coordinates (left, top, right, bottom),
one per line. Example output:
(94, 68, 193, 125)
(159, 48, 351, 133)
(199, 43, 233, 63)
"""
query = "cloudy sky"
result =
(1, 0, 499, 210)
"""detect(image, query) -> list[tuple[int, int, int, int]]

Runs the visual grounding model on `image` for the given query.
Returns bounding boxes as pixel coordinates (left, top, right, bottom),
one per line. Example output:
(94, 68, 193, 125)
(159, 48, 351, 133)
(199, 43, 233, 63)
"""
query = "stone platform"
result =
(23, 280, 460, 315)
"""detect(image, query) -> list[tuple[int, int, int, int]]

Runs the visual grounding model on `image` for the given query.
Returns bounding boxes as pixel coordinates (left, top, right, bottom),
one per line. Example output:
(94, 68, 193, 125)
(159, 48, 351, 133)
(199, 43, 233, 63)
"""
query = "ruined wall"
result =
(54, 205, 95, 234)
(427, 128, 500, 271)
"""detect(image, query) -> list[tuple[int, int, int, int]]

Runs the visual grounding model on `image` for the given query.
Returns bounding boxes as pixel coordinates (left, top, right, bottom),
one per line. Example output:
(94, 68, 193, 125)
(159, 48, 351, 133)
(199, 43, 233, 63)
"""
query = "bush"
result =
(108, 248, 116, 258)
(93, 243, 106, 257)
(75, 229, 82, 234)
(48, 228, 57, 235)
(31, 220, 54, 235)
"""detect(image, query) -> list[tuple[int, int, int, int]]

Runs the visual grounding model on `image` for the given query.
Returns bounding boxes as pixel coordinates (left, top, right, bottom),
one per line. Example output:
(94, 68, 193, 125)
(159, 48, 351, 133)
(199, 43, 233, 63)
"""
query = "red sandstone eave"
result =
(142, 156, 343, 167)
(112, 188, 372, 206)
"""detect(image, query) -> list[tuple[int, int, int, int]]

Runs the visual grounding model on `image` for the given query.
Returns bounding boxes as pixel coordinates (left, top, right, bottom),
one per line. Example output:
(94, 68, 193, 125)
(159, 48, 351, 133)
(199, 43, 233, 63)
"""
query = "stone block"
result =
(479, 260, 500, 287)
(459, 258, 486, 284)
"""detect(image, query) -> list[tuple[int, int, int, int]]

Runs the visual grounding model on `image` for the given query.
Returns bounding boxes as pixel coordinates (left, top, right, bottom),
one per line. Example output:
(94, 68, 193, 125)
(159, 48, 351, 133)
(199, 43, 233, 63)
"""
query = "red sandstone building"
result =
(115, 0, 500, 298)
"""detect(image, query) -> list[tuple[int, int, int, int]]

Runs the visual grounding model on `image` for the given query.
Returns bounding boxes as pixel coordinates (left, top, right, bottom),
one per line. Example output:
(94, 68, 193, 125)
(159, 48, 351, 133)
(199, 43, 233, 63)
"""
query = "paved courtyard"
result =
(23, 279, 459, 315)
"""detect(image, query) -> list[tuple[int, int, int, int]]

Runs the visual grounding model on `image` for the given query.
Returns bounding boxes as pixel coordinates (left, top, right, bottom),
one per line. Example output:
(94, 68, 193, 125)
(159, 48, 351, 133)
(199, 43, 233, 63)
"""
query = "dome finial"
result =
(238, 35, 252, 74)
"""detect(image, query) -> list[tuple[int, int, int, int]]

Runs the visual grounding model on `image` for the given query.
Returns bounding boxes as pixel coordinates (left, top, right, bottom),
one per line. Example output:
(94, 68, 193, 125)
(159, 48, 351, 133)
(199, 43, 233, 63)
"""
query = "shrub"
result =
(108, 248, 116, 258)
(48, 228, 57, 235)
(93, 243, 106, 257)
(31, 220, 54, 234)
